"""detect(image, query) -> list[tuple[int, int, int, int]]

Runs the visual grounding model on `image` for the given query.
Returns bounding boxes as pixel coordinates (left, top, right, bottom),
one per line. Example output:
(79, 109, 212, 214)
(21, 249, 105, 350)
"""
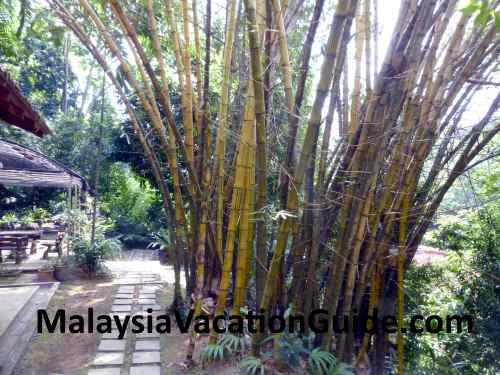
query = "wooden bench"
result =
(40, 231, 66, 259)
(0, 236, 29, 264)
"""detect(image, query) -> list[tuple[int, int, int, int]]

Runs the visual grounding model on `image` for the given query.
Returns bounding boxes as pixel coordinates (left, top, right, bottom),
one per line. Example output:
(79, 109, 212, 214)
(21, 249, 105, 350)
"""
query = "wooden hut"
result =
(0, 67, 51, 137)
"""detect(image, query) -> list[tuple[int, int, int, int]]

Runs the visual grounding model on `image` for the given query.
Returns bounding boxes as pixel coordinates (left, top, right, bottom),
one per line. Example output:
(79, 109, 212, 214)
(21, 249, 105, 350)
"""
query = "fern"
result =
(218, 333, 249, 353)
(240, 356, 266, 375)
(200, 343, 230, 364)
(328, 363, 355, 375)
(308, 348, 337, 375)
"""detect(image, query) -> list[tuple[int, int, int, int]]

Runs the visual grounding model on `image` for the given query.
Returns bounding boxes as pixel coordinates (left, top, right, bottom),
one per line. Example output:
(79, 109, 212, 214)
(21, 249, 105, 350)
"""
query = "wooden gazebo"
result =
(0, 68, 88, 263)
(0, 139, 89, 191)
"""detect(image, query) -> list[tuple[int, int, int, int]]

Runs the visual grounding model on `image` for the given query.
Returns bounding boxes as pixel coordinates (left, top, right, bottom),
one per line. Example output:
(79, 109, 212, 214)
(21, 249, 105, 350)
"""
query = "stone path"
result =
(88, 272, 164, 375)
(0, 283, 59, 375)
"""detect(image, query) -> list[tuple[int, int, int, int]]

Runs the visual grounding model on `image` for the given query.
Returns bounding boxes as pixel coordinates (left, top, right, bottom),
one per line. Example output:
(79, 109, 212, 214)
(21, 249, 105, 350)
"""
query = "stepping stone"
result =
(121, 280, 141, 284)
(138, 293, 156, 299)
(112, 305, 132, 312)
(114, 299, 134, 305)
(135, 331, 161, 339)
(108, 313, 129, 323)
(102, 331, 127, 339)
(98, 339, 126, 352)
(115, 293, 134, 299)
(138, 305, 161, 312)
(140, 286, 160, 293)
(132, 351, 161, 364)
(88, 368, 121, 375)
(118, 286, 135, 293)
(135, 340, 161, 351)
(130, 365, 161, 375)
(137, 299, 156, 305)
(93, 352, 124, 366)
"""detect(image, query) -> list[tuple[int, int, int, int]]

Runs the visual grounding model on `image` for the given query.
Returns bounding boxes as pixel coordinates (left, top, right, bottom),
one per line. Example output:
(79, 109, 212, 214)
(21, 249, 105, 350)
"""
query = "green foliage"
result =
(307, 348, 337, 375)
(200, 333, 249, 364)
(218, 333, 249, 353)
(0, 1, 21, 58)
(259, 332, 352, 374)
(406, 208, 500, 374)
(327, 363, 355, 375)
(460, 0, 500, 30)
(102, 163, 162, 245)
(148, 228, 172, 251)
(240, 356, 266, 375)
(67, 207, 121, 275)
(200, 343, 231, 364)
(0, 208, 49, 228)
(72, 235, 121, 275)
(0, 212, 19, 228)
(265, 332, 310, 367)
(427, 219, 467, 251)
(19, 208, 49, 225)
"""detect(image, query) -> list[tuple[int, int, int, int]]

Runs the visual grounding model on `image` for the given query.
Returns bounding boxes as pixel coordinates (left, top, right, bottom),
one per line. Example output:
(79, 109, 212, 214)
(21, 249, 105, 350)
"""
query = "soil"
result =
(12, 278, 115, 375)
(11, 272, 242, 375)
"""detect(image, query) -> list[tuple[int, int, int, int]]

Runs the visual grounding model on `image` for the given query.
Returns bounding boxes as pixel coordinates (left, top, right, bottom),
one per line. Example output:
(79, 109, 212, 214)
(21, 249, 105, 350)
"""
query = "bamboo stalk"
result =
(214, 0, 238, 262)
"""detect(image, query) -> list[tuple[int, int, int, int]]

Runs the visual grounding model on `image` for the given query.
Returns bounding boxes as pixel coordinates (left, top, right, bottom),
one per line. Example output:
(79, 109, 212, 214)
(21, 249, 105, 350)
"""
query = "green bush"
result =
(72, 236, 121, 275)
(406, 208, 500, 374)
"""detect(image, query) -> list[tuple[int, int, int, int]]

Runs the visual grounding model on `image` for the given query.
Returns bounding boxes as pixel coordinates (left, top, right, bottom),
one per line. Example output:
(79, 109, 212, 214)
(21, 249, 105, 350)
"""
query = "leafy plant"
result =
(72, 236, 121, 275)
(461, 0, 500, 29)
(69, 212, 121, 275)
(0, 212, 18, 228)
(262, 332, 309, 367)
(307, 348, 337, 375)
(200, 333, 249, 364)
(218, 333, 249, 353)
(328, 363, 355, 375)
(200, 343, 231, 364)
(240, 356, 266, 375)
(148, 228, 172, 251)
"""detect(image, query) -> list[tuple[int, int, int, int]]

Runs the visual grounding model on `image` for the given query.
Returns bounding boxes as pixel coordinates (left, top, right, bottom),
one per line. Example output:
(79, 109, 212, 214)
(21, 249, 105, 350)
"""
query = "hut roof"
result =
(0, 139, 89, 191)
(0, 68, 51, 138)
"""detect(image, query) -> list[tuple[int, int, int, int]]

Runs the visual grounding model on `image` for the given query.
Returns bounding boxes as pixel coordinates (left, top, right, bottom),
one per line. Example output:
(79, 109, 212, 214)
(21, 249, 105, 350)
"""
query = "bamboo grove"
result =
(47, 0, 499, 372)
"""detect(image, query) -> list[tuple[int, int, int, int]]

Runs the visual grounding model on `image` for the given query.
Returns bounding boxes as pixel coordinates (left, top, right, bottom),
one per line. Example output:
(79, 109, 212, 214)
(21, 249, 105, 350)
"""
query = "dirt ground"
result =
(11, 278, 241, 375)
(12, 279, 115, 375)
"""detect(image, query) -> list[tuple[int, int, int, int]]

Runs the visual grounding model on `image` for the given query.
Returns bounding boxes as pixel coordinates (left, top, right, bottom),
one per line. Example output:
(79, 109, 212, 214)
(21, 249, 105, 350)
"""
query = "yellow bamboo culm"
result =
(232, 85, 257, 315)
(214, 0, 238, 261)
(397, 190, 410, 375)
(210, 82, 256, 343)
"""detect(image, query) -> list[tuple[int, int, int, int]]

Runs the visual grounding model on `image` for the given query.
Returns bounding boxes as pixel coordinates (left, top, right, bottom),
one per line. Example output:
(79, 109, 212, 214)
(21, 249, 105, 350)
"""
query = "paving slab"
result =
(113, 299, 134, 305)
(0, 286, 38, 336)
(132, 351, 161, 364)
(135, 340, 161, 351)
(115, 293, 134, 299)
(97, 339, 126, 351)
(117, 286, 135, 293)
(140, 286, 160, 293)
(135, 331, 161, 339)
(0, 283, 59, 375)
(102, 331, 127, 339)
(93, 352, 124, 366)
(111, 305, 132, 312)
(137, 298, 156, 305)
(88, 367, 122, 375)
(138, 293, 156, 299)
(130, 365, 161, 375)
(138, 304, 161, 311)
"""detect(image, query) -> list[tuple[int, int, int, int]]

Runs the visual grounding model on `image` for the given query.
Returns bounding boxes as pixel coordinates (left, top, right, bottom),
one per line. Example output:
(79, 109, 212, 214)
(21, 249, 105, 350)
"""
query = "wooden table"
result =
(0, 230, 40, 264)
